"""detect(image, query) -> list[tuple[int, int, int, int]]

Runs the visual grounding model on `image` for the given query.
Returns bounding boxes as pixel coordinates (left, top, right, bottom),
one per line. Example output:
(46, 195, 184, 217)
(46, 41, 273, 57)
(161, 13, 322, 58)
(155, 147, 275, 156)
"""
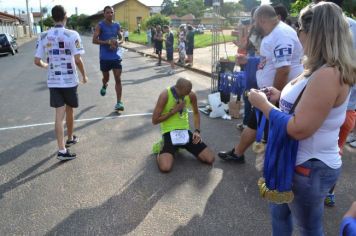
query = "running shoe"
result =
(100, 85, 108, 96)
(346, 133, 356, 143)
(115, 102, 124, 111)
(349, 140, 356, 148)
(65, 135, 79, 148)
(57, 149, 76, 161)
(324, 193, 335, 207)
(218, 149, 245, 163)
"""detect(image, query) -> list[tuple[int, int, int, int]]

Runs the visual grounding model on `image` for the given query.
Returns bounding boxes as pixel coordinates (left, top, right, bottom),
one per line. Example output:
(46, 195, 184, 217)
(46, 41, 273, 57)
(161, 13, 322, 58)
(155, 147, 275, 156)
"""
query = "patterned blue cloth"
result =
(219, 71, 246, 97)
(244, 56, 260, 90)
(264, 108, 299, 192)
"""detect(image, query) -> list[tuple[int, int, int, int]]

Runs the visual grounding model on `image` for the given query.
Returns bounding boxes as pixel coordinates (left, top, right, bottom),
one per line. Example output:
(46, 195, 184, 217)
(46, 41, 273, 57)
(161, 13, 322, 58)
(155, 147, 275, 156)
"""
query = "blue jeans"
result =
(270, 159, 341, 236)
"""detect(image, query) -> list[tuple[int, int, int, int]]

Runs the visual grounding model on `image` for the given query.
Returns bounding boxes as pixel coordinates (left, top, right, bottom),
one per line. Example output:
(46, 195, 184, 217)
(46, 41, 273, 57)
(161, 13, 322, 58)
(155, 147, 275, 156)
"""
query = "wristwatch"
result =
(194, 129, 200, 134)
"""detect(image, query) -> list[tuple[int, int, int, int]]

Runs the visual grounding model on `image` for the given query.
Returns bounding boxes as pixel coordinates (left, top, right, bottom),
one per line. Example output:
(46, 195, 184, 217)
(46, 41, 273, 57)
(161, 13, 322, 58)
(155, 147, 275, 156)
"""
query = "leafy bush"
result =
(143, 14, 170, 29)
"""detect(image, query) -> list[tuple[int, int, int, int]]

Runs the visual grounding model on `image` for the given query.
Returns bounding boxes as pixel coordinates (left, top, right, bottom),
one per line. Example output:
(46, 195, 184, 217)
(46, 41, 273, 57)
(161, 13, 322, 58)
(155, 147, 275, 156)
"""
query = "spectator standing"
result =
(186, 25, 195, 67)
(249, 2, 356, 235)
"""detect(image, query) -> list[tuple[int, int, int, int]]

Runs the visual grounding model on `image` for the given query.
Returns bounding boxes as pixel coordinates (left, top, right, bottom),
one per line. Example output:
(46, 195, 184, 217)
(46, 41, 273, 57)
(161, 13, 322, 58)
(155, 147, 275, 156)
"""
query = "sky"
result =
(0, 0, 270, 16)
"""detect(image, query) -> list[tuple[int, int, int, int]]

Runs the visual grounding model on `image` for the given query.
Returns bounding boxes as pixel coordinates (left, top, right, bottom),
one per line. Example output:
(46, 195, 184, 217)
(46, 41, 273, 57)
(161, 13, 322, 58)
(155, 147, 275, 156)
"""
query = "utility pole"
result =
(26, 0, 32, 37)
(211, 0, 221, 92)
(39, 0, 43, 32)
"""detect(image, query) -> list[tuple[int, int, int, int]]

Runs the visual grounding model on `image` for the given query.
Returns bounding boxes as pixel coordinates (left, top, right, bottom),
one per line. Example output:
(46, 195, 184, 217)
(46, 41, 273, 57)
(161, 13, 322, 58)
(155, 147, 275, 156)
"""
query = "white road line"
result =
(0, 112, 153, 132)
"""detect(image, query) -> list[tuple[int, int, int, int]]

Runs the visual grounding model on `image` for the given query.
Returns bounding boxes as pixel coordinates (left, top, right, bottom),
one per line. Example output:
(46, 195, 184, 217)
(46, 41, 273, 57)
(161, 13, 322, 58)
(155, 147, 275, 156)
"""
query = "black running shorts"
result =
(49, 86, 78, 108)
(160, 130, 207, 157)
(100, 59, 122, 72)
(166, 48, 173, 61)
(186, 46, 194, 55)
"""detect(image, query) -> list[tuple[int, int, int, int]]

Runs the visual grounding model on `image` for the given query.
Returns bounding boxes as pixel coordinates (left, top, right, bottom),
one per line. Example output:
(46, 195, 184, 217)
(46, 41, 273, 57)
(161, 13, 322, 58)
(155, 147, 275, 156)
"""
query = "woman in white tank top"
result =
(248, 2, 356, 236)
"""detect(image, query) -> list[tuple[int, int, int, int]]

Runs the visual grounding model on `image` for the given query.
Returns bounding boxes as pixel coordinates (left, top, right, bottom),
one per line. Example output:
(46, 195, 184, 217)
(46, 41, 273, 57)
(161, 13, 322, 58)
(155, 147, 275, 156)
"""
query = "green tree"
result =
(175, 0, 205, 18)
(239, 0, 261, 12)
(161, 0, 175, 16)
(290, 0, 310, 16)
(343, 0, 356, 16)
(66, 14, 91, 32)
(41, 16, 54, 28)
(270, 0, 295, 10)
(67, 14, 78, 29)
(143, 14, 170, 29)
(221, 2, 244, 18)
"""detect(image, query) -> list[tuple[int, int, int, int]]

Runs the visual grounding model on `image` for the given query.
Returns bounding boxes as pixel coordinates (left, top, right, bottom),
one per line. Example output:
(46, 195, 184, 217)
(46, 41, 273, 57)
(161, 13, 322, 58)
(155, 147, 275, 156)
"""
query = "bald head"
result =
(254, 5, 278, 20)
(175, 78, 192, 97)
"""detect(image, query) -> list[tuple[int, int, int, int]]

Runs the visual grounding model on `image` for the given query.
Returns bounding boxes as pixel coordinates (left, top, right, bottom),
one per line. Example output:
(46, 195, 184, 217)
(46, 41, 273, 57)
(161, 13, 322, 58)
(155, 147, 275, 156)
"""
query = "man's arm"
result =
(117, 27, 123, 45)
(74, 54, 88, 83)
(92, 24, 110, 45)
(152, 91, 185, 125)
(34, 35, 47, 68)
(34, 57, 48, 69)
(190, 92, 200, 131)
(189, 92, 202, 144)
(273, 66, 290, 91)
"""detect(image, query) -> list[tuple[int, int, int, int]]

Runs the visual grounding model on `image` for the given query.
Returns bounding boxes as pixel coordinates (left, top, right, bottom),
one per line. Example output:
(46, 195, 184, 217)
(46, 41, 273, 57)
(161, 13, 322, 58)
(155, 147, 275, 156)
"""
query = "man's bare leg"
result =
(55, 106, 66, 150)
(157, 153, 174, 173)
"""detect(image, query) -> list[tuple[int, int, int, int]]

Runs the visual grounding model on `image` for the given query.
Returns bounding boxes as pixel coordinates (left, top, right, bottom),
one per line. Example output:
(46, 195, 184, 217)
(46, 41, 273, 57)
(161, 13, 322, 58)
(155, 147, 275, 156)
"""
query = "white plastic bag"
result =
(208, 92, 227, 118)
(117, 47, 124, 59)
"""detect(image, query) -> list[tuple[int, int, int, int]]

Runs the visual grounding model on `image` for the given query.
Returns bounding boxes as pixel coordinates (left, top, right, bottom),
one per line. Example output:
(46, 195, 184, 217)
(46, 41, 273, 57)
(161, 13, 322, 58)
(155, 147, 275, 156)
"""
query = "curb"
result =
(121, 44, 212, 77)
(17, 37, 36, 47)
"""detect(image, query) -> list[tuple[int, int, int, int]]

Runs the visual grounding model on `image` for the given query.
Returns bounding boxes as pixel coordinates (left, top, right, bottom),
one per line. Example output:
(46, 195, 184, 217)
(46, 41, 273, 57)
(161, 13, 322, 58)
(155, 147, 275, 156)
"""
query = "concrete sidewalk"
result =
(16, 36, 36, 47)
(121, 41, 238, 76)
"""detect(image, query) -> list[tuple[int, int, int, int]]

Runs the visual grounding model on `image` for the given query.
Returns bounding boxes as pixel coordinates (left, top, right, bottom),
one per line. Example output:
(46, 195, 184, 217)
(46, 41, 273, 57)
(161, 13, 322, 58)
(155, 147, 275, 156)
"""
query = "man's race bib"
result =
(170, 130, 189, 145)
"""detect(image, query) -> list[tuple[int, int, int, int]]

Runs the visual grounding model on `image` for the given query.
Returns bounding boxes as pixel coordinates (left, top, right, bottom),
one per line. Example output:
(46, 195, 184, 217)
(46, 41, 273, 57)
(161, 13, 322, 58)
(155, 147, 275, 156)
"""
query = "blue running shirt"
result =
(98, 21, 121, 60)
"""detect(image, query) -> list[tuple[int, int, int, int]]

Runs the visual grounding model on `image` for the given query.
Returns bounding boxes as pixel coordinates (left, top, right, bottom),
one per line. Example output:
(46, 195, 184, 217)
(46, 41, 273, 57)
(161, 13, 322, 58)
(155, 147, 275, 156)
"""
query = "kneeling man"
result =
(152, 78, 215, 172)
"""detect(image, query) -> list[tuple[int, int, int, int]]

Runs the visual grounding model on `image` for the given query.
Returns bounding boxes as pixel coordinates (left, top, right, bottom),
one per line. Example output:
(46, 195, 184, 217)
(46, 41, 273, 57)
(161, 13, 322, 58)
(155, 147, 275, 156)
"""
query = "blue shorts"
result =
(100, 59, 122, 72)
(166, 48, 173, 61)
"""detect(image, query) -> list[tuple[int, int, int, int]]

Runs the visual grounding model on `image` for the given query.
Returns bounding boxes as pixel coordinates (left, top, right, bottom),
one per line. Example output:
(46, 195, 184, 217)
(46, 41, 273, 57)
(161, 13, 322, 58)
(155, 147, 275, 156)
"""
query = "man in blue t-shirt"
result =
(93, 6, 124, 111)
(163, 25, 175, 75)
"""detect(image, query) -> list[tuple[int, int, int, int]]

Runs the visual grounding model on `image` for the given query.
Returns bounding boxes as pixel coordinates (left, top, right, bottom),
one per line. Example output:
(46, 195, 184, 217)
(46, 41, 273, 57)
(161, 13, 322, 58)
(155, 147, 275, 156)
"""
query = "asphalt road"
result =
(0, 36, 355, 236)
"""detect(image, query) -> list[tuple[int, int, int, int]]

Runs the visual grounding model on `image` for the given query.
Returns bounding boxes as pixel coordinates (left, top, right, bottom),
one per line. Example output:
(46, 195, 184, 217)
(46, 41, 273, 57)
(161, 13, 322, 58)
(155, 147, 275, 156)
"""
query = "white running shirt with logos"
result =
(35, 26, 85, 88)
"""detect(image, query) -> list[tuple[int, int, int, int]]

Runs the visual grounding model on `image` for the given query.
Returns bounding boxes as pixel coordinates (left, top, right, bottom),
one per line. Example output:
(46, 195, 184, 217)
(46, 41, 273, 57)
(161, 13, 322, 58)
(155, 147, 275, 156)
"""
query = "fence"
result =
(0, 22, 37, 38)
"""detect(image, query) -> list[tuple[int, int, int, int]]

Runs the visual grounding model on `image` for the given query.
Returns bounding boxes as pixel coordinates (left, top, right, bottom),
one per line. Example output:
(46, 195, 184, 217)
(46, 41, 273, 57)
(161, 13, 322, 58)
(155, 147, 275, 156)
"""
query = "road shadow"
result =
(173, 161, 271, 235)
(121, 120, 155, 141)
(122, 73, 169, 86)
(125, 65, 156, 73)
(48, 154, 213, 235)
(0, 109, 102, 168)
(0, 153, 64, 199)
(75, 105, 96, 120)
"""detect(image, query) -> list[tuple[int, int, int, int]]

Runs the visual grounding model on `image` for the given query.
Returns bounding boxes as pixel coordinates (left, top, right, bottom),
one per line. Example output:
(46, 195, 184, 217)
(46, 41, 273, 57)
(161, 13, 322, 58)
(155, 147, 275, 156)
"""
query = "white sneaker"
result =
(349, 140, 356, 148)
(346, 133, 356, 143)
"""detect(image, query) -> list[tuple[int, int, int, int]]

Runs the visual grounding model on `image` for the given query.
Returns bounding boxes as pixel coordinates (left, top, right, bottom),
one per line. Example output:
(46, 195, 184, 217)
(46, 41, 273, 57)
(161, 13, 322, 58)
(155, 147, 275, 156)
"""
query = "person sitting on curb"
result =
(152, 78, 215, 173)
